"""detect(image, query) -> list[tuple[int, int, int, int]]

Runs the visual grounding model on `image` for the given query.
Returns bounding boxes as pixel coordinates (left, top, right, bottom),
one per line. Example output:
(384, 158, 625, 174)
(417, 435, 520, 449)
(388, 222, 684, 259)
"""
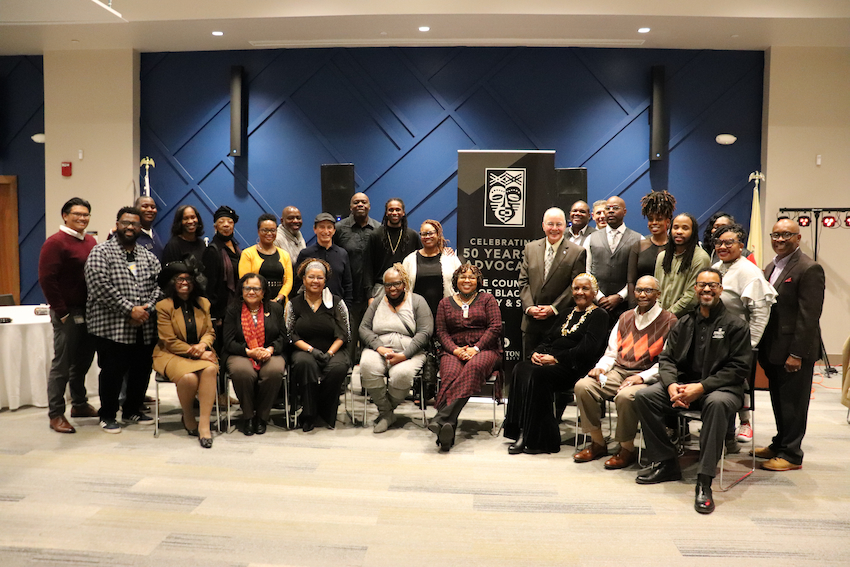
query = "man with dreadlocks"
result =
(628, 190, 676, 305)
(364, 198, 421, 301)
(655, 213, 711, 317)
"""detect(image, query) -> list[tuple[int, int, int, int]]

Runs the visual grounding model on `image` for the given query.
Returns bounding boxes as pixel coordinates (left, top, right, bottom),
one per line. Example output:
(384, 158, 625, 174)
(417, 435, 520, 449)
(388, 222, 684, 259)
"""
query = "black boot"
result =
(635, 458, 682, 484)
(508, 435, 526, 455)
(695, 474, 715, 514)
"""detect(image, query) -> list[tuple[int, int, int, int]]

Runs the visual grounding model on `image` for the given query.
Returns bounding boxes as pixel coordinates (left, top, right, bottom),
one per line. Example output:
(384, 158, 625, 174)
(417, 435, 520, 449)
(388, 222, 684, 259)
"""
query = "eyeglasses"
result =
(769, 231, 799, 240)
(634, 287, 658, 295)
(605, 205, 622, 211)
(175, 276, 194, 284)
(695, 282, 721, 290)
(243, 286, 263, 293)
(419, 231, 436, 237)
(714, 239, 740, 248)
(259, 228, 276, 234)
(384, 281, 404, 289)
(458, 275, 477, 281)
(68, 212, 91, 218)
(118, 220, 140, 228)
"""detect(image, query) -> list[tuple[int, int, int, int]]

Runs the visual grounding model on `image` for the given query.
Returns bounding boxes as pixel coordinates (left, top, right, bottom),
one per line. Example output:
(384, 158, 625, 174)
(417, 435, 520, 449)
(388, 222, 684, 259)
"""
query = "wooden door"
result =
(0, 176, 20, 304)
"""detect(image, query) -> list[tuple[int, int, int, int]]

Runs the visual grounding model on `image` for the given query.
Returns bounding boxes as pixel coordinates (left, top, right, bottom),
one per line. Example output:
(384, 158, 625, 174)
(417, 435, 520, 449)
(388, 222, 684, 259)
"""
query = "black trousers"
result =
(47, 308, 96, 418)
(635, 381, 741, 477)
(291, 350, 349, 426)
(762, 358, 815, 465)
(95, 337, 155, 421)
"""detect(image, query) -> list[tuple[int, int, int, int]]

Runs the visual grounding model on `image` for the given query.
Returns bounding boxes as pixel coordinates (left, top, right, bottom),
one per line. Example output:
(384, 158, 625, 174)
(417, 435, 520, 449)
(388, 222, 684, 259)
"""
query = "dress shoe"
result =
(254, 417, 267, 435)
(427, 421, 442, 438)
(241, 418, 255, 436)
(573, 442, 608, 463)
(695, 482, 715, 514)
(762, 457, 802, 471)
(604, 448, 636, 469)
(49, 415, 76, 434)
(199, 436, 213, 449)
(752, 446, 777, 459)
(635, 459, 682, 484)
(438, 423, 455, 452)
(182, 415, 199, 437)
(301, 417, 315, 433)
(70, 403, 99, 418)
(508, 436, 526, 455)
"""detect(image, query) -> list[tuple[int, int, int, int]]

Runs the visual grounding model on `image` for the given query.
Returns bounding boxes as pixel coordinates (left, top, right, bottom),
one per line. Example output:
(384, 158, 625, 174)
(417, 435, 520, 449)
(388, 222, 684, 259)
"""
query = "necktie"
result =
(544, 244, 555, 280)
(609, 229, 620, 253)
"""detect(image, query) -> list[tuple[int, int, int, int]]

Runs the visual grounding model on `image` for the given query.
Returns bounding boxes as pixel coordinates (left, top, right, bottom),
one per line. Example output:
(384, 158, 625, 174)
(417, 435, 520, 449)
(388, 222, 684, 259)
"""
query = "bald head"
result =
(569, 201, 590, 233)
(634, 275, 660, 312)
(281, 206, 303, 234)
(350, 192, 370, 224)
(605, 196, 626, 229)
(770, 218, 802, 259)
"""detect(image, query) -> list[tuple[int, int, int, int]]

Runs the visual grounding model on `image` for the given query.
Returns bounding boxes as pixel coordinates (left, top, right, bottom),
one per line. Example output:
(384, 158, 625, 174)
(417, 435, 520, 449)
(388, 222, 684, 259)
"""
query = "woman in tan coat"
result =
(153, 260, 219, 448)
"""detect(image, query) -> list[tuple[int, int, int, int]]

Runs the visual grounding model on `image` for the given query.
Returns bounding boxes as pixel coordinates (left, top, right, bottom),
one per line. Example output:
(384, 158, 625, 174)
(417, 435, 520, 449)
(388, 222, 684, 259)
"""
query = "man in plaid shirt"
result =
(85, 206, 161, 433)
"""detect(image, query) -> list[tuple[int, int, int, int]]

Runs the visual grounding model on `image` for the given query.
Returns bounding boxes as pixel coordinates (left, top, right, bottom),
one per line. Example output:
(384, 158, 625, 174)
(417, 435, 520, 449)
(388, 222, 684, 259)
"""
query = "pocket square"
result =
(784, 277, 792, 283)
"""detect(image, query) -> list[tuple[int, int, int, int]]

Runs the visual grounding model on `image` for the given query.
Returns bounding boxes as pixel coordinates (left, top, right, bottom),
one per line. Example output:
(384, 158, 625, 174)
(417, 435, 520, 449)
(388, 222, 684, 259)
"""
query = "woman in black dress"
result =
(504, 273, 609, 455)
(401, 220, 462, 318)
(627, 190, 676, 305)
(285, 258, 350, 431)
(162, 205, 207, 269)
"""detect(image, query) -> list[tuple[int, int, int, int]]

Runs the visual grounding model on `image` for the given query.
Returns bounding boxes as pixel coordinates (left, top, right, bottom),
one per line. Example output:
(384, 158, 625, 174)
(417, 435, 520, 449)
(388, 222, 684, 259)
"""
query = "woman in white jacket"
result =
(402, 219, 461, 318)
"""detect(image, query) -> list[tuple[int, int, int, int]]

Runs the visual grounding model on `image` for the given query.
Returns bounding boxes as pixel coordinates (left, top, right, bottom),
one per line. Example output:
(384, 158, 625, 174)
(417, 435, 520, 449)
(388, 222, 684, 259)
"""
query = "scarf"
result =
(240, 302, 266, 370)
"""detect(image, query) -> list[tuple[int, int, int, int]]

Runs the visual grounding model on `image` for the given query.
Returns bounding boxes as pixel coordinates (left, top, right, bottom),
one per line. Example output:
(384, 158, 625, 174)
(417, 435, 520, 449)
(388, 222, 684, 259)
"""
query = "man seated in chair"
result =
(573, 275, 677, 468)
(634, 268, 750, 514)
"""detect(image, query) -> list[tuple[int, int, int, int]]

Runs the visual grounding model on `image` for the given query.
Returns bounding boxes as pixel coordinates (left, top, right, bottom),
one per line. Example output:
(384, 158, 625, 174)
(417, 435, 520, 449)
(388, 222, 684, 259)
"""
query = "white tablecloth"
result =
(0, 305, 99, 411)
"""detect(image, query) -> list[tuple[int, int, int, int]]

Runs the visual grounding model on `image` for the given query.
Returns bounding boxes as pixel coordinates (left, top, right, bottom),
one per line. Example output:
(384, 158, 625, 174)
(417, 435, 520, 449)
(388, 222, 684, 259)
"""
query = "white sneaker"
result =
(736, 423, 753, 443)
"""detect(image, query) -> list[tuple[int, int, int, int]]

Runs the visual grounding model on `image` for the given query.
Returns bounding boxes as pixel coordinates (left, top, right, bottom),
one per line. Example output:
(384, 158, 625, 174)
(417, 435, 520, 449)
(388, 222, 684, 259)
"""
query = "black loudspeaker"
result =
(649, 65, 669, 162)
(321, 164, 355, 221)
(229, 66, 247, 157)
(554, 168, 588, 208)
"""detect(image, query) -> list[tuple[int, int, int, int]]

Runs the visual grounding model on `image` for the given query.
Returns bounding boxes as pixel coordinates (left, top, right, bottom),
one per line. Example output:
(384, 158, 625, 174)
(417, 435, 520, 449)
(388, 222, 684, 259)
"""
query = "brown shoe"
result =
(573, 442, 608, 462)
(762, 457, 802, 471)
(752, 446, 777, 459)
(49, 415, 76, 434)
(70, 403, 99, 418)
(604, 448, 636, 469)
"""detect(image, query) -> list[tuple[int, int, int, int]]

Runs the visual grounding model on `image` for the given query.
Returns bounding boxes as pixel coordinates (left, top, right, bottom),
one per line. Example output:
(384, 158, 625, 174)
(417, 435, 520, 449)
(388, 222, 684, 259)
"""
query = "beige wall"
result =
(44, 49, 140, 242)
(762, 46, 850, 357)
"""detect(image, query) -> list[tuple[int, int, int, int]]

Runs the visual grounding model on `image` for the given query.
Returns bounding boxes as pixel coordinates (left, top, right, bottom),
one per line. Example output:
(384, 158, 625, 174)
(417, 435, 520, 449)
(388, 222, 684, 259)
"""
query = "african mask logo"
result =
(485, 168, 525, 227)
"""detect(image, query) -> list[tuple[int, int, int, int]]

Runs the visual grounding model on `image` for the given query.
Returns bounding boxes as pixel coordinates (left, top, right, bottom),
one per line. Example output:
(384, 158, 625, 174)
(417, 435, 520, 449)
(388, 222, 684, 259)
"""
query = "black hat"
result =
(213, 205, 239, 223)
(157, 257, 204, 292)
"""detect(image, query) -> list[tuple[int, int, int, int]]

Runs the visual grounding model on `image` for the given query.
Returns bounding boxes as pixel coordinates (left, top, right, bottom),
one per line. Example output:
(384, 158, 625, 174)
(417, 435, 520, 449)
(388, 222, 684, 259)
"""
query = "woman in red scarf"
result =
(223, 273, 287, 436)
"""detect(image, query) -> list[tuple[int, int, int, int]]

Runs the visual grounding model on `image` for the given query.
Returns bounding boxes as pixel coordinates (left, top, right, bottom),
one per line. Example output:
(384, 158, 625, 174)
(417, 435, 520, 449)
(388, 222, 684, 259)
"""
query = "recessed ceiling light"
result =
(419, 26, 430, 32)
(731, 34, 739, 38)
(212, 31, 224, 36)
(638, 28, 651, 34)
(380, 31, 387, 36)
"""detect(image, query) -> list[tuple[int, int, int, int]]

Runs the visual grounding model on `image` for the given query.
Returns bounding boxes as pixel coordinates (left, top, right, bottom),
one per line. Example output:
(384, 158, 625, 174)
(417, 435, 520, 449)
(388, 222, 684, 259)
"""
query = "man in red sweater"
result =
(38, 197, 99, 433)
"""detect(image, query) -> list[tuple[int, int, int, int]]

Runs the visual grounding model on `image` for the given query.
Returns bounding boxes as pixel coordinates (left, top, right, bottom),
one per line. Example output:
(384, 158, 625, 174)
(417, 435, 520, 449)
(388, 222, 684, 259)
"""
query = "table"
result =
(0, 305, 98, 411)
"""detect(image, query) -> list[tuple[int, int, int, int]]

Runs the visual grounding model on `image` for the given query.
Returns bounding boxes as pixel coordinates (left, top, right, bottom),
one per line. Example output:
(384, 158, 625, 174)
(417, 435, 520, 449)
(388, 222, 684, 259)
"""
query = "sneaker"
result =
(99, 419, 122, 434)
(122, 412, 154, 425)
(736, 422, 753, 443)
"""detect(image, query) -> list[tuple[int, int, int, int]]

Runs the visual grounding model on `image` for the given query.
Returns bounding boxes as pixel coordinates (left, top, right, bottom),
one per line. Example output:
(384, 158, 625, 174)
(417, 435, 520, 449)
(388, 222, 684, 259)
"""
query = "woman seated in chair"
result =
(429, 263, 502, 451)
(358, 263, 433, 434)
(285, 259, 350, 432)
(223, 273, 287, 436)
(504, 273, 609, 455)
(152, 260, 219, 449)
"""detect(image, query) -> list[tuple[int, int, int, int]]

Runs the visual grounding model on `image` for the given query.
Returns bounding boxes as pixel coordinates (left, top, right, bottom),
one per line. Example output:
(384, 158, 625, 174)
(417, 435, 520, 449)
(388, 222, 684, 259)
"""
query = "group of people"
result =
(38, 190, 825, 513)
(508, 195, 824, 514)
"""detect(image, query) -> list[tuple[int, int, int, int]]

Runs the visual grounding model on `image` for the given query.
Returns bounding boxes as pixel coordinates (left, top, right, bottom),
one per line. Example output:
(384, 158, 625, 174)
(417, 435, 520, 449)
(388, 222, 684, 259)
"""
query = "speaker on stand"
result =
(554, 167, 588, 209)
(321, 164, 356, 221)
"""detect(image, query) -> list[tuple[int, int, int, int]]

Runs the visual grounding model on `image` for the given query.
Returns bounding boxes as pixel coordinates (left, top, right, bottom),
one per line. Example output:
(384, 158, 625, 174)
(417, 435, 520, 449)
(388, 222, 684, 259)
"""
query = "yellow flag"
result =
(747, 185, 762, 267)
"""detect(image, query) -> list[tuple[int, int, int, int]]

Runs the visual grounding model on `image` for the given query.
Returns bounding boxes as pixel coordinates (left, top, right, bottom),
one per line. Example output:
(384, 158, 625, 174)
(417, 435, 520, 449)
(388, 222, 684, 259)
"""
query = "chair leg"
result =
(214, 377, 221, 434)
(154, 380, 160, 438)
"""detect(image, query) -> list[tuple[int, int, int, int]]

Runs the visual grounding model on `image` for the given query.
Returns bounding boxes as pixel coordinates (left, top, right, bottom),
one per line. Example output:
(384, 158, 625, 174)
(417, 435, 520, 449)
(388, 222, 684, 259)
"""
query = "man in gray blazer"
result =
(756, 218, 825, 471)
(518, 207, 588, 357)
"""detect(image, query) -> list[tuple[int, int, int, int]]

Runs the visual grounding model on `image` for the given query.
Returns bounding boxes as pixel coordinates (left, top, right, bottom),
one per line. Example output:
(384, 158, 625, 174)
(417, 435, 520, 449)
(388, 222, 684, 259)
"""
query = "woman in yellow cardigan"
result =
(152, 260, 219, 448)
(239, 213, 293, 303)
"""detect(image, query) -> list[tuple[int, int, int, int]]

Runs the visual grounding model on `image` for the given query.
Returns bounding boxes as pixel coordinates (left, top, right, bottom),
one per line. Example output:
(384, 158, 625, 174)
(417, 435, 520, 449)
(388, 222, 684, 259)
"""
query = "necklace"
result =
(387, 228, 402, 254)
(305, 294, 322, 312)
(561, 304, 596, 336)
(458, 292, 478, 318)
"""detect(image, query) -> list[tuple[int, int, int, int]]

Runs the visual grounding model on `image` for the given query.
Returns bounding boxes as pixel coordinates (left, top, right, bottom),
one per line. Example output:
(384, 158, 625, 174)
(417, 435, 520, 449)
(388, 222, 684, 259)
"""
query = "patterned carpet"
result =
(1, 366, 848, 566)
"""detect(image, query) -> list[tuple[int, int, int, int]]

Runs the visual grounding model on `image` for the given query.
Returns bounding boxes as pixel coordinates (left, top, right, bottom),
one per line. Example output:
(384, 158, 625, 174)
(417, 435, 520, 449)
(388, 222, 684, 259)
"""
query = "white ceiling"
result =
(1, 0, 848, 55)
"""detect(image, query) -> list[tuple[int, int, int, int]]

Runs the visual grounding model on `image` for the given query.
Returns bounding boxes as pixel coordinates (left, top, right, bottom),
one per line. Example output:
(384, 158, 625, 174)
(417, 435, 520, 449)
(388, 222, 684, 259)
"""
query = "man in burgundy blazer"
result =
(518, 207, 587, 358)
(756, 218, 825, 471)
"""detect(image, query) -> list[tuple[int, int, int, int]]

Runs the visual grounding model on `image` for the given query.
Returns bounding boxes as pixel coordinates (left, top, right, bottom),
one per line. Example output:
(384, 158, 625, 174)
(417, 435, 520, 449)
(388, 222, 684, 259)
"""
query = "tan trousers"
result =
(574, 365, 646, 443)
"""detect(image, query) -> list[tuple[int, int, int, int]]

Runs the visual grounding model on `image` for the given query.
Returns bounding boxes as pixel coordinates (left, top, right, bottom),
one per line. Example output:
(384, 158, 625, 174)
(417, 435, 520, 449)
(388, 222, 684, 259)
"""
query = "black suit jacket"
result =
(518, 237, 587, 333)
(759, 249, 825, 365)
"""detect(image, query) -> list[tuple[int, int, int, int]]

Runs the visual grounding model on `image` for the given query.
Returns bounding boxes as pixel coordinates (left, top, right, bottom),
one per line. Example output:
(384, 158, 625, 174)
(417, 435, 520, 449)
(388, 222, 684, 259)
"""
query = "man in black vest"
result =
(585, 196, 641, 326)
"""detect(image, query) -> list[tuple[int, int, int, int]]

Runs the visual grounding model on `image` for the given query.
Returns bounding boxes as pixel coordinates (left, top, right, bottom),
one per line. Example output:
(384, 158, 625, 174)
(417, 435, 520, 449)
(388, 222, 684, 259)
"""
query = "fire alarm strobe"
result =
(61, 162, 72, 177)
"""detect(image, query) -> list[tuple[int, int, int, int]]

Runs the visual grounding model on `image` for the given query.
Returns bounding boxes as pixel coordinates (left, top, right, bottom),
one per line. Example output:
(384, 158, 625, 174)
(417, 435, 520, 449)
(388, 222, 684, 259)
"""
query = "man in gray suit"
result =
(756, 218, 825, 471)
(586, 196, 642, 326)
(518, 207, 588, 357)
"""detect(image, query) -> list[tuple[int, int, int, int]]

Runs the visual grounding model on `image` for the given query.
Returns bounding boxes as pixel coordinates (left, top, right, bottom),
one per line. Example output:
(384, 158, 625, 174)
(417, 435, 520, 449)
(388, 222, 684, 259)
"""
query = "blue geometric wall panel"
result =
(132, 47, 764, 251)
